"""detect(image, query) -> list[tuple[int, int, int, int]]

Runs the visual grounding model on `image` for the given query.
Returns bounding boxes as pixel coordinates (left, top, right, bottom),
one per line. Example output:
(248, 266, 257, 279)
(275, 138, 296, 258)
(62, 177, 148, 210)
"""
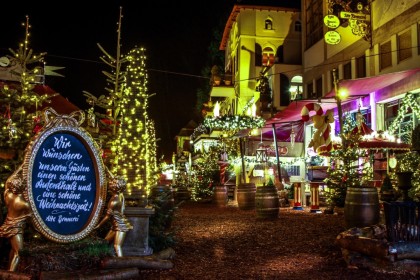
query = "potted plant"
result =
(211, 65, 222, 86)
(224, 70, 232, 86)
(286, 184, 294, 207)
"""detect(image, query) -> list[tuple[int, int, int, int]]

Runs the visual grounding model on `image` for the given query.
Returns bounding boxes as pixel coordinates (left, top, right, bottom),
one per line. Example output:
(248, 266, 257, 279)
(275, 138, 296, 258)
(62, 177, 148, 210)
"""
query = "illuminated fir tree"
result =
(0, 16, 53, 187)
(190, 145, 221, 201)
(83, 7, 127, 169)
(115, 47, 154, 203)
(324, 114, 371, 208)
(83, 7, 158, 203)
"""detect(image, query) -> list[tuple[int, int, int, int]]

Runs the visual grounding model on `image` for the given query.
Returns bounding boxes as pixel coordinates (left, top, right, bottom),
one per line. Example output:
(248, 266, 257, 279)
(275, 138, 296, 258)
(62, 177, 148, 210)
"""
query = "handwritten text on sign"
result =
(32, 133, 96, 235)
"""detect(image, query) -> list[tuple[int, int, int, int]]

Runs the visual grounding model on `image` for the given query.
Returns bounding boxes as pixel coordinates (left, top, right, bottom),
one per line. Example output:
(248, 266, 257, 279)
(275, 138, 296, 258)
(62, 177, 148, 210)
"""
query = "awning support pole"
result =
(272, 123, 282, 183)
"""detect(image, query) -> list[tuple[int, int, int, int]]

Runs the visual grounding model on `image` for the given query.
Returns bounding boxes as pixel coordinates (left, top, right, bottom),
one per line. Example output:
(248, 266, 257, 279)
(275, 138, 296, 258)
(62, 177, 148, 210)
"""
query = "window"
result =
(262, 47, 275, 66)
(356, 55, 366, 78)
(255, 43, 262, 66)
(307, 82, 314, 98)
(295, 21, 302, 32)
(305, 0, 323, 49)
(343, 62, 351, 80)
(384, 94, 419, 143)
(276, 45, 284, 63)
(265, 19, 273, 30)
(280, 74, 291, 106)
(285, 165, 300, 176)
(350, 108, 371, 128)
(398, 30, 412, 63)
(418, 23, 420, 55)
(315, 77, 322, 98)
(380, 41, 392, 70)
(289, 75, 303, 101)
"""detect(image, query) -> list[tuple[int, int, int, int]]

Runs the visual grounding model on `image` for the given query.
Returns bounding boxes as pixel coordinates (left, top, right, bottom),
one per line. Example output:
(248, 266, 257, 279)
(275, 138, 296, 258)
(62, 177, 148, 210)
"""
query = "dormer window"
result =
(265, 19, 273, 30)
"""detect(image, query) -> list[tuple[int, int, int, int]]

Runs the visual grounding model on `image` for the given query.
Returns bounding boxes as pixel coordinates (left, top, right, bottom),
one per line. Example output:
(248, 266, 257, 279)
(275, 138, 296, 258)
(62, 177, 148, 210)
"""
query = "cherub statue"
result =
(0, 166, 32, 271)
(94, 175, 132, 257)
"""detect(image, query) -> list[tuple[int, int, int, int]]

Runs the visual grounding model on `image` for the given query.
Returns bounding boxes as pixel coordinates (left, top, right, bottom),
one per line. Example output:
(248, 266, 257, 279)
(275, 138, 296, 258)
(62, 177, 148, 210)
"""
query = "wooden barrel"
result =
(237, 183, 256, 210)
(175, 185, 191, 203)
(344, 187, 380, 228)
(255, 185, 280, 219)
(214, 185, 228, 207)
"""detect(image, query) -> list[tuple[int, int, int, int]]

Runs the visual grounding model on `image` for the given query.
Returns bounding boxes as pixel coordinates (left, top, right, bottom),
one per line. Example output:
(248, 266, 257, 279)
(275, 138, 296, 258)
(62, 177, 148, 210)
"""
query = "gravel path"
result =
(137, 201, 419, 279)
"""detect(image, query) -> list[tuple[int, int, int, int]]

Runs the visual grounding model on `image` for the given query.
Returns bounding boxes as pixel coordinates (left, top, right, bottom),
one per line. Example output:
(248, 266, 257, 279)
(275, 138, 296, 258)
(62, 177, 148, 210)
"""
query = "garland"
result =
(203, 115, 265, 130)
(388, 92, 420, 140)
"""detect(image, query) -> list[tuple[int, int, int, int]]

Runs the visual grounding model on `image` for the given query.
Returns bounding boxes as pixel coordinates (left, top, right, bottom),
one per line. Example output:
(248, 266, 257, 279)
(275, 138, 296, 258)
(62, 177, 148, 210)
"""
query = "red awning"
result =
(326, 67, 420, 97)
(266, 99, 339, 125)
(267, 67, 420, 126)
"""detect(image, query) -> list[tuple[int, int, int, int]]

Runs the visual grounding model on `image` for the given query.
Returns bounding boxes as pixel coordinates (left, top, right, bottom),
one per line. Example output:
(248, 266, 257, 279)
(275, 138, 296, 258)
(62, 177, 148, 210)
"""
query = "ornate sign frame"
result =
(22, 108, 107, 243)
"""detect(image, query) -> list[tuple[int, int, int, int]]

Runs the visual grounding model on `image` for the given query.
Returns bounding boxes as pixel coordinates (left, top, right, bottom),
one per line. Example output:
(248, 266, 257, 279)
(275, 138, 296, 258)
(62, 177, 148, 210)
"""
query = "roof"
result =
(0, 81, 80, 115)
(175, 120, 198, 138)
(220, 3, 300, 50)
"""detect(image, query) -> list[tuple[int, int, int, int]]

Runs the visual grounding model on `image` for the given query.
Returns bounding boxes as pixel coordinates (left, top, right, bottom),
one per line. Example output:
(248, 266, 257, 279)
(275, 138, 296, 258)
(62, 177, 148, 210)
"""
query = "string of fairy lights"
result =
(110, 47, 157, 198)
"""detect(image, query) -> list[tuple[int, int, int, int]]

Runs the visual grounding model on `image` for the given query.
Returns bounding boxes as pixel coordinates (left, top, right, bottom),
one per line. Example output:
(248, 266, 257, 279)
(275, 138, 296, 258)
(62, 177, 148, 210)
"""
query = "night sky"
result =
(1, 1, 235, 161)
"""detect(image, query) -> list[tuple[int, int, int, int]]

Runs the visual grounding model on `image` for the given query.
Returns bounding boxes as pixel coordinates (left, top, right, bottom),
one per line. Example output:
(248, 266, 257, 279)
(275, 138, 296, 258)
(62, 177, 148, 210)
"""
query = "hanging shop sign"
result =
(23, 108, 107, 243)
(339, 11, 370, 21)
(323, 15, 340, 29)
(324, 30, 341, 45)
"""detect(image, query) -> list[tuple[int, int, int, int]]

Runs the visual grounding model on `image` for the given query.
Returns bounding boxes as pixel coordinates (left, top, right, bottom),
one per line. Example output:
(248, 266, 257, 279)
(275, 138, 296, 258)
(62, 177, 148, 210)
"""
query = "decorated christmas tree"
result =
(190, 145, 222, 201)
(0, 16, 53, 188)
(324, 114, 371, 208)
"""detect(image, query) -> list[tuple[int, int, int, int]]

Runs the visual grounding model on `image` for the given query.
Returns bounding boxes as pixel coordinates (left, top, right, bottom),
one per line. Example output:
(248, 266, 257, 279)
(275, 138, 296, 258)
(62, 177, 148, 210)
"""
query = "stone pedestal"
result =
(122, 206, 155, 256)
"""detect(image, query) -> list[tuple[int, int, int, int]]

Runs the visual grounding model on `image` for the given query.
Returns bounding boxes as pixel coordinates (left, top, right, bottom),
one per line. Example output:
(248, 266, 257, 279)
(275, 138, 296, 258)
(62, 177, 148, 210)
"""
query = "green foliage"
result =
(0, 17, 53, 203)
(190, 146, 221, 201)
(148, 188, 179, 252)
(395, 151, 420, 199)
(203, 115, 266, 131)
(324, 115, 372, 207)
(266, 177, 275, 187)
(381, 174, 394, 192)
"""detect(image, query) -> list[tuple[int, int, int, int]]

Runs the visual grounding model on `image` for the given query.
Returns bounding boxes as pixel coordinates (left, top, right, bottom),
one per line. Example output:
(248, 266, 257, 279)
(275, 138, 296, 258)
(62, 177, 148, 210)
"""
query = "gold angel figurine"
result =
(0, 166, 32, 271)
(94, 176, 132, 257)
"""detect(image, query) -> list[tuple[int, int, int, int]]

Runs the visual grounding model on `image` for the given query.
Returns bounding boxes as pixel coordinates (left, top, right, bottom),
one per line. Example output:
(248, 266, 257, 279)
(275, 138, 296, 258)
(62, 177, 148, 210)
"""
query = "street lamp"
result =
(256, 142, 268, 163)
(256, 129, 267, 163)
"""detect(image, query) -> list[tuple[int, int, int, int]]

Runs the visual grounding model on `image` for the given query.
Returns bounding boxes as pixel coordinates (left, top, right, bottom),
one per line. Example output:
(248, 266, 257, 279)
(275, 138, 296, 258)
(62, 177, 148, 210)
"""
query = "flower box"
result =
(307, 166, 328, 181)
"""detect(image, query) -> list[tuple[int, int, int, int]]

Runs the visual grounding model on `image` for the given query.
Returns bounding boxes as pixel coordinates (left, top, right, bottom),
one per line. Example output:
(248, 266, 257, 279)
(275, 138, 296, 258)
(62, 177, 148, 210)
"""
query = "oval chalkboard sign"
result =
(24, 125, 106, 243)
